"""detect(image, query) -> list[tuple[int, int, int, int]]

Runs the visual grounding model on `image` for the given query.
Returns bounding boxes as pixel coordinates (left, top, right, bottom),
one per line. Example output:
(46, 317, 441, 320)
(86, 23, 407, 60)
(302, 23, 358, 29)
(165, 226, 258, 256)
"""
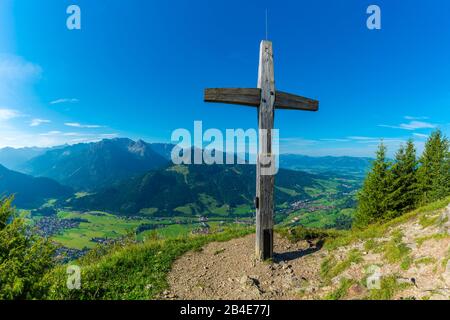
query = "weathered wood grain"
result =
(255, 40, 275, 261)
(275, 91, 319, 111)
(203, 40, 320, 262)
(204, 88, 261, 107)
(205, 88, 318, 111)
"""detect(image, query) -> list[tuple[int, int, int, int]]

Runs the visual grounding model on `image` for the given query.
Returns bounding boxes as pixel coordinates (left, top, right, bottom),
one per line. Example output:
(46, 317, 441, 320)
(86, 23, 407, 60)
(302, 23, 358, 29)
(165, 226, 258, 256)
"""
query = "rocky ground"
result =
(164, 204, 450, 300)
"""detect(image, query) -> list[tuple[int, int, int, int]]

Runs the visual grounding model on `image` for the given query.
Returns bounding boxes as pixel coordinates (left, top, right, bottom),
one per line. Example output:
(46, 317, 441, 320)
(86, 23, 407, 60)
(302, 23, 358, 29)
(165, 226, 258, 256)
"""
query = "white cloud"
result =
(0, 108, 20, 121)
(39, 131, 62, 136)
(62, 132, 83, 136)
(320, 138, 350, 142)
(347, 136, 379, 141)
(100, 133, 119, 138)
(0, 55, 42, 81)
(413, 133, 429, 139)
(64, 122, 103, 128)
(30, 118, 51, 127)
(379, 120, 437, 131)
(405, 116, 429, 121)
(50, 98, 79, 105)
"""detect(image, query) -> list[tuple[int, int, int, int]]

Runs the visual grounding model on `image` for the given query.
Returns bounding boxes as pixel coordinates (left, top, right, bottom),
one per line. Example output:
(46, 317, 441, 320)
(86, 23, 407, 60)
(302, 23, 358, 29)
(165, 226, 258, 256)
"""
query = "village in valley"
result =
(22, 171, 360, 262)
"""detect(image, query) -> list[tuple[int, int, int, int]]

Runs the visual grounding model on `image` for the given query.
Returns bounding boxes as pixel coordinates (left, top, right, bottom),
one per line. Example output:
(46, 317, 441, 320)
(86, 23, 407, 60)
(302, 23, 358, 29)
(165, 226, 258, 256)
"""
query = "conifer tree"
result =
(354, 142, 392, 227)
(387, 139, 419, 217)
(0, 197, 55, 299)
(417, 130, 450, 203)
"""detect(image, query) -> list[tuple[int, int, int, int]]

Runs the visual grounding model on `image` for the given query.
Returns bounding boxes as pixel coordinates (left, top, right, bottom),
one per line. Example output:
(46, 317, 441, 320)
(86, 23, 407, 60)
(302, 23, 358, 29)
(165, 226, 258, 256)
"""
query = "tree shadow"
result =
(273, 239, 324, 263)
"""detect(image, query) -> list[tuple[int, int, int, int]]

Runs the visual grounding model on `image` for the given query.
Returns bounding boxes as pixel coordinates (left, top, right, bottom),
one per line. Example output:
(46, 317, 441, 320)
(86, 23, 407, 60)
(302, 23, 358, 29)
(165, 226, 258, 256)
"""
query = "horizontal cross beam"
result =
(204, 88, 319, 111)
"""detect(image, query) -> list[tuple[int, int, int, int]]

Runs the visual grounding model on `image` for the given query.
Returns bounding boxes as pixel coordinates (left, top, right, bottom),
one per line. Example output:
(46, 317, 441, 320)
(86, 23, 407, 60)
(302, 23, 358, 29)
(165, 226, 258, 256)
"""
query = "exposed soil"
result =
(166, 233, 325, 300)
(164, 205, 450, 300)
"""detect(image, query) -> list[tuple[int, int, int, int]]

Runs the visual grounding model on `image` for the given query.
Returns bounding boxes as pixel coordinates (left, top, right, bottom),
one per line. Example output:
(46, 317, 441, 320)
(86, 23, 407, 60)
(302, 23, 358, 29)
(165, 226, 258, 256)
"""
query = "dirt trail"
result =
(165, 204, 450, 300)
(165, 233, 325, 300)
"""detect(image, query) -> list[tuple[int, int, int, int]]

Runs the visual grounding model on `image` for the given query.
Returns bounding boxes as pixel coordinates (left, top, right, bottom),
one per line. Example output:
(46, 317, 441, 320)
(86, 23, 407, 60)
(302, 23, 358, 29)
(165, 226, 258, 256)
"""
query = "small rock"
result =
(240, 275, 260, 288)
(347, 283, 368, 299)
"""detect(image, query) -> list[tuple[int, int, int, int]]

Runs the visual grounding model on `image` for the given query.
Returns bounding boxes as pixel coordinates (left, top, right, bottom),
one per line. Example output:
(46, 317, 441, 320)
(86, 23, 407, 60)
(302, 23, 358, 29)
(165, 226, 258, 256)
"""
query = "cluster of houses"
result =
(34, 216, 88, 238)
(54, 246, 90, 264)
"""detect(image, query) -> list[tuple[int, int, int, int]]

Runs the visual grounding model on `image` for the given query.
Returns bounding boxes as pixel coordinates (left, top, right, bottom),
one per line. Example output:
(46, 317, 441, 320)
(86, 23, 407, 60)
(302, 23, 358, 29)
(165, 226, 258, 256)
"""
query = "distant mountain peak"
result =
(22, 138, 169, 191)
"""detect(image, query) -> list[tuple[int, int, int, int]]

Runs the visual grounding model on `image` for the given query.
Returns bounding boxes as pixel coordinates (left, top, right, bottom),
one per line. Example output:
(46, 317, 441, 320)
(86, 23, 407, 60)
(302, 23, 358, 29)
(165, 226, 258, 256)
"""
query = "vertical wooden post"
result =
(204, 39, 319, 262)
(255, 40, 275, 261)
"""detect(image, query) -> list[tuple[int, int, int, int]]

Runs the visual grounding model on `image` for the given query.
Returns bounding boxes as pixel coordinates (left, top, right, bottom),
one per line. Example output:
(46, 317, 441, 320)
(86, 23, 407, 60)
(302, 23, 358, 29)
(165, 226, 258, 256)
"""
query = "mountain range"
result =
(0, 164, 72, 208)
(71, 163, 324, 216)
(0, 146, 49, 171)
(279, 154, 372, 176)
(20, 138, 169, 191)
(0, 138, 368, 215)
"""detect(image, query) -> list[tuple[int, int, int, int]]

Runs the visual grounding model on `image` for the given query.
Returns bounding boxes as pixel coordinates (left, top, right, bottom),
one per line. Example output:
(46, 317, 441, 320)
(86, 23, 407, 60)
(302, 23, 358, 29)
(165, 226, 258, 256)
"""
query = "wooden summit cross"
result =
(204, 40, 319, 261)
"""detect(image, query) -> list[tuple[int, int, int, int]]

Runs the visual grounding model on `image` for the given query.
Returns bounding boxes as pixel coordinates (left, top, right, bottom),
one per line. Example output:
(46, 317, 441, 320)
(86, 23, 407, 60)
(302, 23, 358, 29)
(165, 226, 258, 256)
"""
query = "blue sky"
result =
(0, 0, 449, 156)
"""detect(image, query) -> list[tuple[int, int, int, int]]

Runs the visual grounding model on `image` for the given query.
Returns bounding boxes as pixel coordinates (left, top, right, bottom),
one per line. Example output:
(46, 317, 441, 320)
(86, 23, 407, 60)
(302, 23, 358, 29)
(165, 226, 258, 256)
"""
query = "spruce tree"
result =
(354, 142, 392, 227)
(0, 197, 55, 299)
(417, 130, 450, 204)
(387, 139, 419, 218)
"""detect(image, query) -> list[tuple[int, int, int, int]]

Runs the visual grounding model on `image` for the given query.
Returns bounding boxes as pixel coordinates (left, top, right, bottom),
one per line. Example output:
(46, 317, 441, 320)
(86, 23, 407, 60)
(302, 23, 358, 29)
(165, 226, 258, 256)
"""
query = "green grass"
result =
(323, 278, 355, 300)
(419, 213, 440, 228)
(139, 207, 159, 216)
(414, 257, 437, 266)
(415, 233, 450, 247)
(276, 186, 300, 197)
(364, 239, 378, 252)
(174, 204, 195, 215)
(150, 224, 194, 239)
(320, 249, 363, 282)
(383, 230, 412, 270)
(52, 211, 152, 249)
(324, 196, 450, 251)
(442, 247, 450, 269)
(278, 226, 341, 243)
(166, 165, 189, 183)
(368, 275, 412, 300)
(43, 226, 253, 300)
(42, 198, 58, 207)
(233, 204, 252, 215)
(74, 192, 91, 199)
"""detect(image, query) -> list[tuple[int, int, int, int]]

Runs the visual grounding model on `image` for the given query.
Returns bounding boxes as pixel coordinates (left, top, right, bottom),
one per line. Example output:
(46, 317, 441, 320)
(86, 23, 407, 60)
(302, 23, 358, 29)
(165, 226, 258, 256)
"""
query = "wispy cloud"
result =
(0, 108, 20, 121)
(405, 116, 429, 121)
(30, 118, 51, 127)
(39, 131, 62, 136)
(347, 136, 378, 141)
(379, 121, 437, 131)
(0, 55, 42, 81)
(379, 116, 437, 131)
(64, 122, 103, 129)
(413, 133, 429, 139)
(320, 138, 350, 142)
(50, 98, 79, 105)
(100, 133, 119, 138)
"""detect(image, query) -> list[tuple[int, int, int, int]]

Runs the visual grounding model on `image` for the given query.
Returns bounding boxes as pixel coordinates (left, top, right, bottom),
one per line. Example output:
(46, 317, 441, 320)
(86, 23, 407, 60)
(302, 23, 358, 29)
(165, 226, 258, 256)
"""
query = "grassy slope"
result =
(43, 196, 450, 300)
(281, 196, 450, 300)
(323, 196, 450, 251)
(44, 226, 253, 300)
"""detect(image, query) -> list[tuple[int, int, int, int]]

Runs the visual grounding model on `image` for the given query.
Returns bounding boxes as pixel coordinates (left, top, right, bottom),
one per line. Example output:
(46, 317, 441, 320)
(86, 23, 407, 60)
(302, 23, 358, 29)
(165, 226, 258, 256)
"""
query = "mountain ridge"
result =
(21, 138, 170, 191)
(0, 164, 72, 208)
